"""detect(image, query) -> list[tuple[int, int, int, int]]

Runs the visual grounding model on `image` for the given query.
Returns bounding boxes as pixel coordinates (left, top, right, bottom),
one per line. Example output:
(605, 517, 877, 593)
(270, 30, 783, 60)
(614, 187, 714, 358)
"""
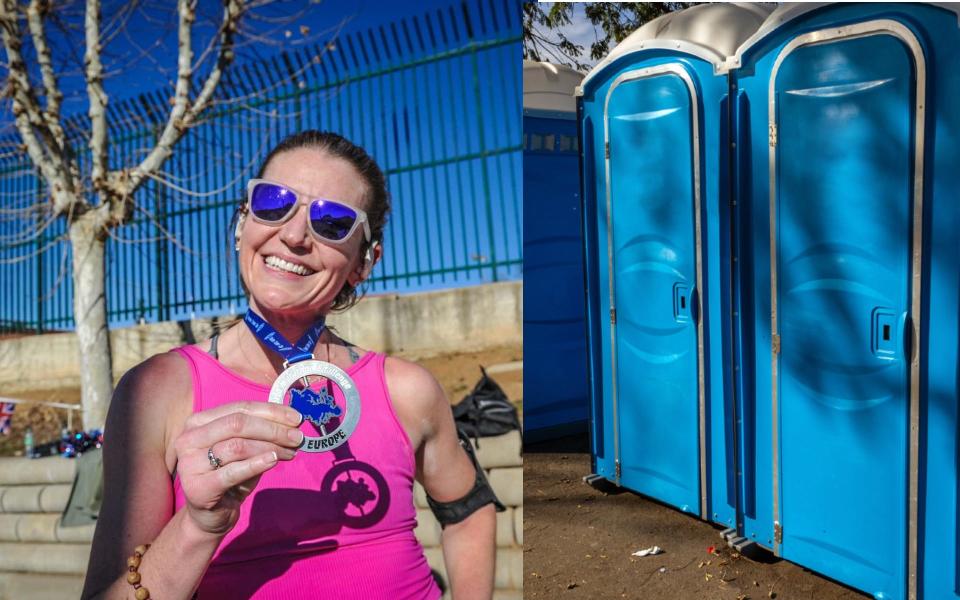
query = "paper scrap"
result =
(632, 546, 664, 557)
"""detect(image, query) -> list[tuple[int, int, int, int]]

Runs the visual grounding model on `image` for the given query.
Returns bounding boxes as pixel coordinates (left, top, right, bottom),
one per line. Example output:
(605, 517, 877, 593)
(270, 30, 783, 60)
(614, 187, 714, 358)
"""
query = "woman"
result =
(81, 131, 498, 599)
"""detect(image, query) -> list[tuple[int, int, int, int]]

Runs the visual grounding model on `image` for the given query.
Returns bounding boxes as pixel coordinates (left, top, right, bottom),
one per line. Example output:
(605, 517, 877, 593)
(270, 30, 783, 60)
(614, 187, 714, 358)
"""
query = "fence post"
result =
(35, 172, 44, 334)
(281, 52, 305, 132)
(154, 125, 168, 322)
(468, 18, 498, 282)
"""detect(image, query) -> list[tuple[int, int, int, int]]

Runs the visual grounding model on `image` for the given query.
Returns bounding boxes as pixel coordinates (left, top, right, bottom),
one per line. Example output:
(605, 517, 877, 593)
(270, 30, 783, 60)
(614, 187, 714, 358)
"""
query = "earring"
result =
(234, 213, 246, 252)
(360, 241, 379, 280)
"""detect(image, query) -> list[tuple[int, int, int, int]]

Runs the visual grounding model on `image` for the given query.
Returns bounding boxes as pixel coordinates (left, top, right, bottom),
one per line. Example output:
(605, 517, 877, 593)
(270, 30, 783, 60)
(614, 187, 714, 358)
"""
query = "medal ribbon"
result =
(243, 309, 325, 365)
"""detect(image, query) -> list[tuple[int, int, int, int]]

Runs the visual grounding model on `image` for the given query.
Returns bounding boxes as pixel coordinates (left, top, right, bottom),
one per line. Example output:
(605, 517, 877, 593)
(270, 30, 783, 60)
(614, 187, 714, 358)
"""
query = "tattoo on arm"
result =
(329, 328, 361, 364)
(347, 345, 360, 364)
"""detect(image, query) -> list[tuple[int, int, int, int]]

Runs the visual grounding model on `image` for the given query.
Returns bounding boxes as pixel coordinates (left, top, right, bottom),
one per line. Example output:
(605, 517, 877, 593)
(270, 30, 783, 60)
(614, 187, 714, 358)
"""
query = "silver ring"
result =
(207, 447, 223, 470)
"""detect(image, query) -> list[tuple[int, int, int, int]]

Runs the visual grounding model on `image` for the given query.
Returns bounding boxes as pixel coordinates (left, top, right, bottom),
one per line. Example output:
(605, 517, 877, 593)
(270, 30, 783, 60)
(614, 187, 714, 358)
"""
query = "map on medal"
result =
(290, 387, 342, 428)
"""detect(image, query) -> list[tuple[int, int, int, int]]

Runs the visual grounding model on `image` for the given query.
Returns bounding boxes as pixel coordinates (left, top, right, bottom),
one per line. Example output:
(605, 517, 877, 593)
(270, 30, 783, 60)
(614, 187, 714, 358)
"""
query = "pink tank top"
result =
(171, 345, 441, 600)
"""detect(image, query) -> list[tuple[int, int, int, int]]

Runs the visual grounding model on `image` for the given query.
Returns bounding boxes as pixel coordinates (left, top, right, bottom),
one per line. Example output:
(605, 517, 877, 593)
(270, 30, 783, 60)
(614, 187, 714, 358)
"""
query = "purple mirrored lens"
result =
(309, 200, 357, 241)
(250, 183, 297, 221)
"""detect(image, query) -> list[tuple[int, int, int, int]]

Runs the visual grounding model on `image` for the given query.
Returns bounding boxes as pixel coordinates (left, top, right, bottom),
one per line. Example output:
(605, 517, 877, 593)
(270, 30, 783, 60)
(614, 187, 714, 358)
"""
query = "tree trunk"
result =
(68, 210, 113, 430)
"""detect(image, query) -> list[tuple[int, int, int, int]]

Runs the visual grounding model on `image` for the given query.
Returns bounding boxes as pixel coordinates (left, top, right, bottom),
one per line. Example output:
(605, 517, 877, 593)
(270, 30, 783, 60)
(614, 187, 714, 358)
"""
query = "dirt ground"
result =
(0, 344, 523, 457)
(523, 436, 869, 600)
(418, 345, 523, 409)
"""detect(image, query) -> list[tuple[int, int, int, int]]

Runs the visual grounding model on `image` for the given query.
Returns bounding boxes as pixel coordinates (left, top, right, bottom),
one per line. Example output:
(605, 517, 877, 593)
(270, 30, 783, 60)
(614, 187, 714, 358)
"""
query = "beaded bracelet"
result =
(126, 544, 152, 600)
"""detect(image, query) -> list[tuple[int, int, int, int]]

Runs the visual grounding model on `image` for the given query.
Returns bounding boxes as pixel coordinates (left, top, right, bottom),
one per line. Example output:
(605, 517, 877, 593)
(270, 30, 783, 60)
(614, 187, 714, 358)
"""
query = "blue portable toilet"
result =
(729, 4, 960, 599)
(578, 3, 772, 524)
(522, 61, 589, 444)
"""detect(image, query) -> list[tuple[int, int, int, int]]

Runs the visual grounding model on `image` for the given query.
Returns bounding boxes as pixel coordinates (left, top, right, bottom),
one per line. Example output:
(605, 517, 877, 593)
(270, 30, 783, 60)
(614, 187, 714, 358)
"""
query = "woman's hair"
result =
(237, 130, 391, 312)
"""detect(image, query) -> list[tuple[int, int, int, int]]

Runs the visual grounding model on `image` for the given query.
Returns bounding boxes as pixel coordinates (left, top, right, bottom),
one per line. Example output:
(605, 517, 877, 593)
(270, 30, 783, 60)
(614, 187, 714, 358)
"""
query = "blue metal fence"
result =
(0, 0, 522, 332)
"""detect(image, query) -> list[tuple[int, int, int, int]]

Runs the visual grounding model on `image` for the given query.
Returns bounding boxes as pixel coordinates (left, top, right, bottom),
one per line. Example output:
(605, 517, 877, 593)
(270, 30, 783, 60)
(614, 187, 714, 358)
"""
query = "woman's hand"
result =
(173, 401, 305, 536)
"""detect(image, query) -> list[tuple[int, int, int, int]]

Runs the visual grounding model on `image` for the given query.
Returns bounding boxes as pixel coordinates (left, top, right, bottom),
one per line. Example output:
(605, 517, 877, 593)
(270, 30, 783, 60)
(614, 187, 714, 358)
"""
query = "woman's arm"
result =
(82, 352, 219, 600)
(81, 352, 303, 600)
(386, 358, 497, 600)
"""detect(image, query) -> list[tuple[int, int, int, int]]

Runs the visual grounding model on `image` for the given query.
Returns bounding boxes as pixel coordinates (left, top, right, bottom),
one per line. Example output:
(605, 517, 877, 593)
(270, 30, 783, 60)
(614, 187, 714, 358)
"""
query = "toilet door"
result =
(604, 65, 705, 515)
(772, 27, 922, 598)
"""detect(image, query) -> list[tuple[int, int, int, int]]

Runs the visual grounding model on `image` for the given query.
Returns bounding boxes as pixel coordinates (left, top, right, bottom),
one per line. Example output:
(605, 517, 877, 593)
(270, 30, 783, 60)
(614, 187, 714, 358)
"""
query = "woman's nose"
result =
(279, 204, 311, 247)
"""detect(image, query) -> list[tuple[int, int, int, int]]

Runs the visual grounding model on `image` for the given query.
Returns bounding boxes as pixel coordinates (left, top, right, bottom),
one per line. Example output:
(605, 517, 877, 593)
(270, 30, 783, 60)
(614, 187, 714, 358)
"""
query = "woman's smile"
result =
(263, 254, 316, 277)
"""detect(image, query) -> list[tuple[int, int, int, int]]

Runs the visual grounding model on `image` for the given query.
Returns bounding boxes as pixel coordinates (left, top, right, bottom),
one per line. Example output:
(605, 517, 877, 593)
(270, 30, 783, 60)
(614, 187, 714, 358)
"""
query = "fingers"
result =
(210, 438, 297, 465)
(216, 451, 279, 491)
(175, 404, 303, 534)
(181, 451, 278, 518)
(184, 401, 302, 430)
(223, 477, 261, 504)
(179, 410, 305, 452)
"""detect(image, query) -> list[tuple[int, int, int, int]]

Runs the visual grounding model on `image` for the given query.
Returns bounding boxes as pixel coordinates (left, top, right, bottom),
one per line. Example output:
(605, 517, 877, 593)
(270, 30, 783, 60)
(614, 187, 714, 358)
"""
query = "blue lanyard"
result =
(243, 309, 325, 366)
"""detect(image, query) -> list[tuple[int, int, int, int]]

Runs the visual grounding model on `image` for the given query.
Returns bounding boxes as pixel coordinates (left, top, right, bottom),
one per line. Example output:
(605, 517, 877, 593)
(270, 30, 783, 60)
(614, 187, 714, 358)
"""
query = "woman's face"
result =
(238, 147, 370, 319)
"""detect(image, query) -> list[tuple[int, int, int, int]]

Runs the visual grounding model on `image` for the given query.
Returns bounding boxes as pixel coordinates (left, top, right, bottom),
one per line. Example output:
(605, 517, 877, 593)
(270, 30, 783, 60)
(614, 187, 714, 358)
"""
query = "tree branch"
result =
(84, 0, 108, 193)
(26, 0, 66, 145)
(122, 0, 244, 208)
(0, 0, 76, 215)
(0, 207, 57, 245)
(211, 17, 346, 109)
(0, 229, 65, 264)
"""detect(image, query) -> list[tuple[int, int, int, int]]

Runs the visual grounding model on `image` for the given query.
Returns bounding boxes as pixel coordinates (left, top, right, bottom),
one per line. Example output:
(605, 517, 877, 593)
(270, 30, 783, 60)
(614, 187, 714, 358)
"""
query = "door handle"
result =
(871, 308, 899, 359)
(674, 283, 692, 323)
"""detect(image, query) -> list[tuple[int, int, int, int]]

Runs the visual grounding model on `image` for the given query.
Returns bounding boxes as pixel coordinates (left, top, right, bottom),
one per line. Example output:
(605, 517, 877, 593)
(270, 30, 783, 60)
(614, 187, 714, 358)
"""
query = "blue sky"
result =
(536, 2, 607, 71)
(10, 0, 472, 119)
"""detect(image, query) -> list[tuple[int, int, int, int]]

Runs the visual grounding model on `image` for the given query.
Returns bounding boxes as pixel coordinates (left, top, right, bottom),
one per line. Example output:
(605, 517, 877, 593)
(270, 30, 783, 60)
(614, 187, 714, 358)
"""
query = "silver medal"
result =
(268, 360, 360, 453)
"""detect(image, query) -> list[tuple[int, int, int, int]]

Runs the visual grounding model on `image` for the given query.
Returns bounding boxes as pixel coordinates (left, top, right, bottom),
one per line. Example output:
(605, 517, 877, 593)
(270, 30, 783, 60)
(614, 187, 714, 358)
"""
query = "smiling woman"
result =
(80, 131, 500, 600)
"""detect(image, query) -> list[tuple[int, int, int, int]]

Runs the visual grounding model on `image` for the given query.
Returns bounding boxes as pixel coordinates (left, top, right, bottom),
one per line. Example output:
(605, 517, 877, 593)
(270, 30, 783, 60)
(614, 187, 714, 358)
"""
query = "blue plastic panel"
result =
(580, 5, 960, 599)
(774, 34, 913, 597)
(582, 53, 736, 529)
(731, 4, 960, 598)
(606, 73, 700, 513)
(915, 5, 960, 598)
(523, 114, 589, 441)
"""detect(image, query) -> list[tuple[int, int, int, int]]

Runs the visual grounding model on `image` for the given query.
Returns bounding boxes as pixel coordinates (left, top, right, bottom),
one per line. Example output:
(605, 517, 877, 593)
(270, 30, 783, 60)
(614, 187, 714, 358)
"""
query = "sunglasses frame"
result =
(245, 178, 371, 245)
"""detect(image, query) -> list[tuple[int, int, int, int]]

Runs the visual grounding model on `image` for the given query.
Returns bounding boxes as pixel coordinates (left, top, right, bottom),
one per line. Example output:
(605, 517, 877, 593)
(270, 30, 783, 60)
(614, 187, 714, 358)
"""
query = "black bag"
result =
(452, 366, 521, 440)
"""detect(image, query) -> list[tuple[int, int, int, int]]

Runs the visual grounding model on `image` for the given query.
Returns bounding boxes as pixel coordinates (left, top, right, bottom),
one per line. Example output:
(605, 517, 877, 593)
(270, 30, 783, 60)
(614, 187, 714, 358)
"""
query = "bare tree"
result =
(0, 0, 245, 429)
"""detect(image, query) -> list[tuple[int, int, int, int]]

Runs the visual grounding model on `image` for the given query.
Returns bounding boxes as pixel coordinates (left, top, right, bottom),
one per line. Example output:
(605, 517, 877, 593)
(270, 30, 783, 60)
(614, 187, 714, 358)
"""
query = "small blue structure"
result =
(522, 61, 588, 443)
(578, 4, 772, 523)
(730, 4, 960, 599)
(580, 1, 960, 598)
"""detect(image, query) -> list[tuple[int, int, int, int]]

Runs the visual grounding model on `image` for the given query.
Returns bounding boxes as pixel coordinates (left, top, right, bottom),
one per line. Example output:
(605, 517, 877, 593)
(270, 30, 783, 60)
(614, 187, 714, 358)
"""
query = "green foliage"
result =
(523, 2, 695, 71)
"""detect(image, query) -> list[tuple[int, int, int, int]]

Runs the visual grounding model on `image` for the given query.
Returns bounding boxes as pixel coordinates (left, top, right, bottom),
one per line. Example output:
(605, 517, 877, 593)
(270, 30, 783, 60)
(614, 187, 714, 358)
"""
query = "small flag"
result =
(0, 402, 14, 435)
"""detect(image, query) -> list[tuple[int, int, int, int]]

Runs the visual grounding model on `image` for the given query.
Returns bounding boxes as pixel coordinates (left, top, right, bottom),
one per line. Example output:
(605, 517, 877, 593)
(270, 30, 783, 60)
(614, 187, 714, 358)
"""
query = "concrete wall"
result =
(0, 456, 90, 599)
(0, 281, 522, 395)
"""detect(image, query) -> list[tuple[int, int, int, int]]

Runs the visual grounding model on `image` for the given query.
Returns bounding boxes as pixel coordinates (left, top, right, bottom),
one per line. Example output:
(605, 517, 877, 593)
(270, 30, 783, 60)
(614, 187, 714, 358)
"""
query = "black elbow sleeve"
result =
(426, 429, 506, 527)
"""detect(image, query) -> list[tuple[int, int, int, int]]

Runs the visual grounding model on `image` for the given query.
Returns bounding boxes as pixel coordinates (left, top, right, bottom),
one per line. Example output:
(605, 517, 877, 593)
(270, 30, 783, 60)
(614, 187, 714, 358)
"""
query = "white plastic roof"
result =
(729, 2, 960, 69)
(580, 3, 775, 91)
(523, 60, 584, 114)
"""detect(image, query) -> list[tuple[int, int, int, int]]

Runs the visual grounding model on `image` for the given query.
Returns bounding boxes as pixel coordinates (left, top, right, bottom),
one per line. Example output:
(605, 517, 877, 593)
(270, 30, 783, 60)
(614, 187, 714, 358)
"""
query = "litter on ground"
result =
(632, 545, 664, 557)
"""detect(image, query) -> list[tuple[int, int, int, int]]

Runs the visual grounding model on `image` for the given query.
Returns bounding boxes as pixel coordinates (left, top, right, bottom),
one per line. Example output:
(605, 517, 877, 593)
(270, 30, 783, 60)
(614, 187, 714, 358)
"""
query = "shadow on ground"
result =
(523, 437, 869, 600)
